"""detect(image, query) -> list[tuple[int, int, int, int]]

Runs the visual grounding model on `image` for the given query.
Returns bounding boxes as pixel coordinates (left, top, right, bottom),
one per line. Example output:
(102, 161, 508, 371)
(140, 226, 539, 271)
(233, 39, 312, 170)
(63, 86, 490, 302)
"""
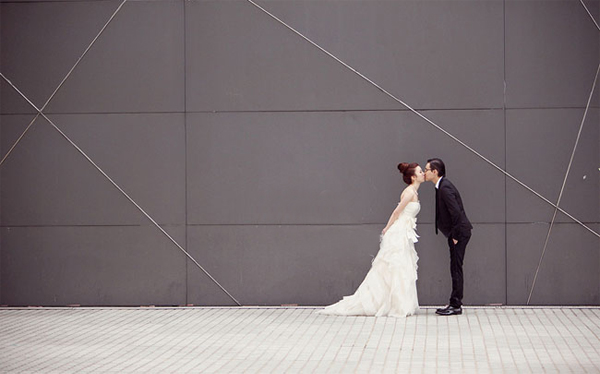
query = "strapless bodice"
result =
(401, 201, 420, 219)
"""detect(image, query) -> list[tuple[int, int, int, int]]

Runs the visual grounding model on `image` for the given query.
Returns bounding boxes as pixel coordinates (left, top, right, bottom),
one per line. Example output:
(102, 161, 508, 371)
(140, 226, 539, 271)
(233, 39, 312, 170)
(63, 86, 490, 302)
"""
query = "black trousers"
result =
(447, 231, 471, 308)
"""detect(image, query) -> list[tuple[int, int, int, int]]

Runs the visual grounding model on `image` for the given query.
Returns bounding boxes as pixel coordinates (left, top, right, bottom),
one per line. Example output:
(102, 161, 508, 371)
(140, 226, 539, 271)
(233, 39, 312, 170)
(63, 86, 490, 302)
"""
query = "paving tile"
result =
(0, 307, 599, 373)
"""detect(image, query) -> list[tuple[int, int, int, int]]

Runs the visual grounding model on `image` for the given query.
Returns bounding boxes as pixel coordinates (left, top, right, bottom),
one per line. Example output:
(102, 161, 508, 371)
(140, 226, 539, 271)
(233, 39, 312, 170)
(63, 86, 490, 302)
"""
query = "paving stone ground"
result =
(1, 306, 599, 373)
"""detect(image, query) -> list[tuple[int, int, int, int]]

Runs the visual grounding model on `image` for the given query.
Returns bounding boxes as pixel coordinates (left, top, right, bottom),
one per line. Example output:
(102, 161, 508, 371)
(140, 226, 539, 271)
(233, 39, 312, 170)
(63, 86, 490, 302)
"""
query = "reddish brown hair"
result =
(397, 162, 419, 185)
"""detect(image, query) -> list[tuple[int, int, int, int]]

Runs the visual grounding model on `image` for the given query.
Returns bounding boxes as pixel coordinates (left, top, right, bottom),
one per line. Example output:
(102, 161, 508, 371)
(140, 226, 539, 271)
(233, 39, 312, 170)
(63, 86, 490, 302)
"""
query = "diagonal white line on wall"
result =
(527, 1, 600, 304)
(579, 0, 600, 32)
(245, 0, 600, 240)
(0, 0, 127, 168)
(0, 72, 241, 306)
(0, 0, 241, 305)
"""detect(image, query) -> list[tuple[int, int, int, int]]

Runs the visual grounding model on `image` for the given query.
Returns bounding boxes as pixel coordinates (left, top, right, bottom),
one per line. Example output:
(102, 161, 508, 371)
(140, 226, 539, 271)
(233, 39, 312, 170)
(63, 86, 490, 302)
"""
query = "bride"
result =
(318, 162, 425, 317)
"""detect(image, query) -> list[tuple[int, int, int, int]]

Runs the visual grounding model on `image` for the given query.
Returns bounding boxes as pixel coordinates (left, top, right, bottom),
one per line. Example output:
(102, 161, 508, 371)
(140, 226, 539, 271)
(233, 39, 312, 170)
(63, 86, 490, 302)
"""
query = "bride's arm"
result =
(381, 189, 415, 235)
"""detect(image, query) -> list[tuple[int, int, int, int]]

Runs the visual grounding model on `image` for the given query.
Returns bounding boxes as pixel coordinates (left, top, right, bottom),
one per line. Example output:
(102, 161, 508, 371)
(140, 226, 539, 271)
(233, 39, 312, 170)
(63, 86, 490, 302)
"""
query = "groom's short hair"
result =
(427, 158, 446, 177)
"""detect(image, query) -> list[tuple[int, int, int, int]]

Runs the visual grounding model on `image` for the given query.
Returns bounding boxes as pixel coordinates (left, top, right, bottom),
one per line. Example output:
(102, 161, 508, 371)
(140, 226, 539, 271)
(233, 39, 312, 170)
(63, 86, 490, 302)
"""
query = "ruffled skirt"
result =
(317, 216, 419, 317)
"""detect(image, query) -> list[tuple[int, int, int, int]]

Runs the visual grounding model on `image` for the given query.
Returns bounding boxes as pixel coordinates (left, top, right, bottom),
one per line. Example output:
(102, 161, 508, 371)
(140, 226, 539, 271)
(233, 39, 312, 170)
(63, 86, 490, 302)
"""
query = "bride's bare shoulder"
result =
(400, 186, 417, 201)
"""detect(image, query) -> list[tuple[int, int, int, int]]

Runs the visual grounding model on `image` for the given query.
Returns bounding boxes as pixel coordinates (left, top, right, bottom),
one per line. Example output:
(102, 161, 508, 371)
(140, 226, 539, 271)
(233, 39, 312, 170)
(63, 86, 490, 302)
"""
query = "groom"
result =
(424, 158, 472, 316)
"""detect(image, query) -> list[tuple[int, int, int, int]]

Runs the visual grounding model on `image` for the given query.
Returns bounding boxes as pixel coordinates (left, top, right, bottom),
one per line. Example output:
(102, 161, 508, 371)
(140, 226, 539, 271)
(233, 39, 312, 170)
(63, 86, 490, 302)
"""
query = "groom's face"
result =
(424, 163, 435, 182)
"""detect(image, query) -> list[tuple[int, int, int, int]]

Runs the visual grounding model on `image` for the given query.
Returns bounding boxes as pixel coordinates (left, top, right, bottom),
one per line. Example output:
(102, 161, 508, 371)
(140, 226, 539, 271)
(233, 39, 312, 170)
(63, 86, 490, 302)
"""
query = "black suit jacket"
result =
(435, 177, 473, 239)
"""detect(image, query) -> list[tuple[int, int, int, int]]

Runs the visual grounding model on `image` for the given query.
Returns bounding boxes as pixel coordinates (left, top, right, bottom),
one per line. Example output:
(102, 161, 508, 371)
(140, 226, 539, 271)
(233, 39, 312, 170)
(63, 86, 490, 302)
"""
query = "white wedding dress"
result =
(318, 201, 420, 317)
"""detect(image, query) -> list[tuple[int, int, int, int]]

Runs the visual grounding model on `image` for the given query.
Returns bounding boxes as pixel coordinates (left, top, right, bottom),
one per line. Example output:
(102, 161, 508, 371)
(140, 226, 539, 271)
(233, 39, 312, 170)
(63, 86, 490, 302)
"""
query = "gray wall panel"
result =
(187, 224, 389, 306)
(50, 113, 186, 225)
(555, 110, 599, 223)
(185, 0, 399, 112)
(506, 0, 599, 108)
(0, 1, 120, 114)
(0, 0, 598, 306)
(0, 81, 36, 115)
(1, 115, 144, 225)
(187, 111, 410, 225)
(186, 223, 505, 306)
(1, 113, 186, 226)
(263, 0, 505, 110)
(45, 1, 185, 114)
(506, 109, 599, 223)
(421, 110, 506, 225)
(0, 113, 1, 303)
(0, 226, 187, 306)
(463, 224, 506, 306)
(417, 223, 506, 306)
(507, 223, 599, 305)
(187, 110, 504, 225)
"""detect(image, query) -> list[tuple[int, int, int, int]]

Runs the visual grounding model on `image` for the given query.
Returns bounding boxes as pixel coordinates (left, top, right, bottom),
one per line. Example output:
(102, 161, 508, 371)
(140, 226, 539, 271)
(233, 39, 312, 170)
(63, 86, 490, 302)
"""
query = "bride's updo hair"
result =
(398, 162, 419, 185)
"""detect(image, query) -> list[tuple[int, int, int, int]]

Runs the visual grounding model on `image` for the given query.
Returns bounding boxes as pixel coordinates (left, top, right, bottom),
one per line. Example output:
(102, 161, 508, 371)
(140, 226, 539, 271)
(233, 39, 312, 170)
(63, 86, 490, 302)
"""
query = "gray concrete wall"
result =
(0, 0, 598, 306)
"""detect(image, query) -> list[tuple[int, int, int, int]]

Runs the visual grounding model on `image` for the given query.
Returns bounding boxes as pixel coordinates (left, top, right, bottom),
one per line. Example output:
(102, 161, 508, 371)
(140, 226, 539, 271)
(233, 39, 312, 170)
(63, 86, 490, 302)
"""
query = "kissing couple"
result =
(318, 158, 472, 317)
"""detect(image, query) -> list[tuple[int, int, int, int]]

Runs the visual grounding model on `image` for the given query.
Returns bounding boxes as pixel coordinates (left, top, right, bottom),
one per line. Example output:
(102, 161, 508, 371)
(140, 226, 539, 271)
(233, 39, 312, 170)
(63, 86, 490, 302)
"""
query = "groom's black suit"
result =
(435, 177, 472, 308)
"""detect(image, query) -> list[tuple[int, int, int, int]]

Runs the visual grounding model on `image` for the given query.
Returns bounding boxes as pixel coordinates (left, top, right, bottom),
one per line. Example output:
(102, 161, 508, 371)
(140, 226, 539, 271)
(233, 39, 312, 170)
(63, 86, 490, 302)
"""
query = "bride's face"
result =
(413, 166, 425, 183)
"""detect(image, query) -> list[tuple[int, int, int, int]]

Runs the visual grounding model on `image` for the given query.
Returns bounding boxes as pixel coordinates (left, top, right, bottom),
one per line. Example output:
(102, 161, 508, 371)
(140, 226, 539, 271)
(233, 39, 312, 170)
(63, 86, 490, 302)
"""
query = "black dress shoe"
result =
(436, 306, 462, 316)
(436, 305, 449, 313)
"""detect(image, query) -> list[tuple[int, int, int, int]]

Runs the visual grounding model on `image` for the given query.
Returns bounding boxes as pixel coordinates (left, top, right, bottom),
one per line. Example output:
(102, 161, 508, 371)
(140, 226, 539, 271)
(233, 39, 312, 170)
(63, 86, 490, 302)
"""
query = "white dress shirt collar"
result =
(435, 176, 443, 189)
